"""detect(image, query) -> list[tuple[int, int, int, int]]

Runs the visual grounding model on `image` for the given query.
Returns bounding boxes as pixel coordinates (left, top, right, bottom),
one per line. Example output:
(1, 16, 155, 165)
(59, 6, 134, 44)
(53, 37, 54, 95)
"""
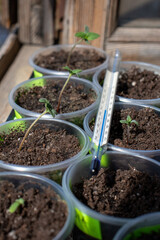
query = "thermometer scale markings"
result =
(92, 70, 119, 146)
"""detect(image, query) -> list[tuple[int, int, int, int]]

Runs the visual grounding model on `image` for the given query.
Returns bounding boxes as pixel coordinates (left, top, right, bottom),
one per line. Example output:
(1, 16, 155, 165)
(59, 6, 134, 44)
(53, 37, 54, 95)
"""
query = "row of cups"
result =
(1, 44, 160, 239)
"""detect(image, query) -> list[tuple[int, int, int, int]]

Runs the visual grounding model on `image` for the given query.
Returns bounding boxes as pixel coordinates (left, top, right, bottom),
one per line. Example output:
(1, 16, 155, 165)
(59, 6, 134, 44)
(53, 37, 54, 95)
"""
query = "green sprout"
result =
(56, 66, 82, 113)
(8, 198, 25, 213)
(18, 98, 56, 152)
(66, 25, 100, 66)
(120, 115, 138, 144)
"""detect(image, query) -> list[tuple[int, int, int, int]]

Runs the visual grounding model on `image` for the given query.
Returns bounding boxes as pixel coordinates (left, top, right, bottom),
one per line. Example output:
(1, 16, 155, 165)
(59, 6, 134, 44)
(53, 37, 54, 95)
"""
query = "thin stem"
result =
(18, 110, 47, 152)
(126, 125, 130, 145)
(56, 73, 72, 113)
(66, 39, 83, 66)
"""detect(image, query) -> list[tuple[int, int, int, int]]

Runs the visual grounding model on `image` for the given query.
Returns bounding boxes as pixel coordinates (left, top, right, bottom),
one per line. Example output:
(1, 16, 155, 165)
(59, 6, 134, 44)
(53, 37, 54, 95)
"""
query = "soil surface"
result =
(0, 123, 81, 166)
(99, 66, 160, 99)
(16, 81, 96, 114)
(0, 180, 68, 240)
(128, 231, 160, 240)
(73, 167, 160, 218)
(90, 107, 160, 150)
(35, 48, 106, 71)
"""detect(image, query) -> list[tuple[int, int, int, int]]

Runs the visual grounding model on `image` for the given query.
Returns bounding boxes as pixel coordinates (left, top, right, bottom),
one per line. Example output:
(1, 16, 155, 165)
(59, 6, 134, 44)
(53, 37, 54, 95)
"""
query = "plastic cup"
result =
(0, 171, 74, 240)
(29, 44, 108, 80)
(113, 212, 160, 240)
(62, 153, 160, 240)
(83, 102, 160, 161)
(0, 118, 90, 184)
(9, 75, 101, 127)
(93, 61, 160, 107)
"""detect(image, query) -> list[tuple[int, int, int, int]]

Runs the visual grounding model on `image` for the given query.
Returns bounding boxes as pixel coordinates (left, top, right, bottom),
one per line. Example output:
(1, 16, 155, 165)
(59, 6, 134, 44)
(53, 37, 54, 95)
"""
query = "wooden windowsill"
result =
(109, 27, 160, 42)
(0, 45, 42, 123)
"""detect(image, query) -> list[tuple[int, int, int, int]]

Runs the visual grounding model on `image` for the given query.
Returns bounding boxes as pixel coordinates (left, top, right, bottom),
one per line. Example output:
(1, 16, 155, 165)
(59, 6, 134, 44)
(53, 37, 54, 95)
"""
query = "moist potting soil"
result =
(90, 107, 160, 150)
(0, 123, 81, 166)
(34, 48, 106, 71)
(99, 66, 160, 99)
(73, 167, 160, 218)
(16, 81, 96, 114)
(0, 180, 68, 239)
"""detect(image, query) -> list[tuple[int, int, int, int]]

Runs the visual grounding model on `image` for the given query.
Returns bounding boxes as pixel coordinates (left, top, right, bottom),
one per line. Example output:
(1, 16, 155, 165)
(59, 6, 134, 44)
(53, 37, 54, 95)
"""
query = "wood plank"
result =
(42, 0, 54, 45)
(0, 31, 20, 80)
(109, 27, 160, 42)
(54, 0, 66, 43)
(107, 0, 118, 37)
(18, 0, 32, 43)
(62, 0, 108, 48)
(0, 45, 42, 123)
(0, 0, 10, 28)
(105, 42, 160, 65)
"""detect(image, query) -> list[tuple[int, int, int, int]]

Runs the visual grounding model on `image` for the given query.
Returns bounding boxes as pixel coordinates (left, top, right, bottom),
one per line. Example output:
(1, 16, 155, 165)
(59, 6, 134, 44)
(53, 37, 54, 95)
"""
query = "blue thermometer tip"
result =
(90, 157, 100, 175)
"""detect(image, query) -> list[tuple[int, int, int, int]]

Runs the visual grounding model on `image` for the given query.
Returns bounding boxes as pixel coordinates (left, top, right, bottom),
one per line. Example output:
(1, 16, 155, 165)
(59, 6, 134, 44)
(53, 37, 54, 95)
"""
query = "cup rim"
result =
(93, 61, 160, 104)
(62, 152, 160, 225)
(113, 211, 160, 240)
(29, 44, 109, 76)
(83, 102, 160, 154)
(0, 171, 75, 240)
(0, 117, 90, 172)
(9, 75, 101, 120)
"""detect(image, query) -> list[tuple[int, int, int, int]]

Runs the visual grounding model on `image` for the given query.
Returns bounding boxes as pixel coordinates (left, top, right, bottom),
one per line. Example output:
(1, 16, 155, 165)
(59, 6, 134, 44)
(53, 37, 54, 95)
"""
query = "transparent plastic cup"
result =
(0, 171, 74, 240)
(9, 75, 101, 127)
(62, 153, 160, 240)
(0, 118, 90, 184)
(113, 212, 160, 240)
(83, 102, 160, 161)
(93, 61, 160, 107)
(29, 44, 109, 80)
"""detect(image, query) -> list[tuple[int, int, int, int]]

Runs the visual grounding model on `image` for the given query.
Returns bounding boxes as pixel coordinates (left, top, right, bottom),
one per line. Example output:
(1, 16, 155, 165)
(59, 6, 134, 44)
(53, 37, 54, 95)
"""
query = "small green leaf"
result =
(131, 120, 138, 126)
(72, 69, 82, 74)
(87, 32, 100, 40)
(120, 120, 127, 124)
(63, 66, 82, 76)
(127, 115, 132, 123)
(120, 115, 138, 127)
(63, 66, 71, 71)
(39, 98, 49, 104)
(9, 198, 25, 213)
(39, 98, 57, 117)
(75, 32, 86, 39)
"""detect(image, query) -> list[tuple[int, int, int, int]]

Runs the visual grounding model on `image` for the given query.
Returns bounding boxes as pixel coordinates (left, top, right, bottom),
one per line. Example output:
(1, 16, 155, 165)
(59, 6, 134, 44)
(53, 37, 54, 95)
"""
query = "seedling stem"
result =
(120, 115, 138, 144)
(56, 66, 82, 113)
(66, 25, 100, 66)
(18, 99, 56, 152)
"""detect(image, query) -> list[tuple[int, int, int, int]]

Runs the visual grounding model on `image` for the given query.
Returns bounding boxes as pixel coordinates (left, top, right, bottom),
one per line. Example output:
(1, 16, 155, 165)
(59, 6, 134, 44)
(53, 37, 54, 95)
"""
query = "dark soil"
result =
(127, 231, 160, 240)
(35, 48, 106, 71)
(0, 179, 68, 240)
(90, 107, 160, 150)
(16, 81, 96, 114)
(0, 123, 81, 166)
(109, 107, 160, 150)
(73, 167, 160, 218)
(99, 66, 160, 99)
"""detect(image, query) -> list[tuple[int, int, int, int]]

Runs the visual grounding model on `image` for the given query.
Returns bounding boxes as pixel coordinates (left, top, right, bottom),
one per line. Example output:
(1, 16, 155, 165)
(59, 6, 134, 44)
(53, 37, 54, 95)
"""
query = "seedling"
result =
(18, 98, 56, 152)
(56, 66, 82, 113)
(120, 115, 138, 144)
(8, 198, 25, 213)
(66, 25, 100, 66)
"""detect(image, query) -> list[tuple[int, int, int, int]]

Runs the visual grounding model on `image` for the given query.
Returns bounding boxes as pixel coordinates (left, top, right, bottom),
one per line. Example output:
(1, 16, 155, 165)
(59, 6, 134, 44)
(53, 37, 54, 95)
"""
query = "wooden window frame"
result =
(107, 0, 160, 42)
